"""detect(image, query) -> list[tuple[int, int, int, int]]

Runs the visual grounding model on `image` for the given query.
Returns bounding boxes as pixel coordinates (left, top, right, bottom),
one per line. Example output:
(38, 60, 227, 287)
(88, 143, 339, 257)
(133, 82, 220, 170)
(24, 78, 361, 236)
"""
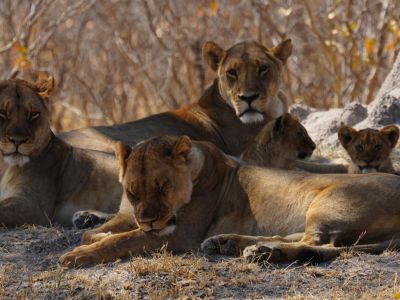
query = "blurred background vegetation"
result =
(0, 0, 399, 132)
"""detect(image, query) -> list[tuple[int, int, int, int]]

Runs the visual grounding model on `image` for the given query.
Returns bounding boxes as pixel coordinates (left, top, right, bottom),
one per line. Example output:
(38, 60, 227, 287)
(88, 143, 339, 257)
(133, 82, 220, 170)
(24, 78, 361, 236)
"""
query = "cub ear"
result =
(380, 125, 399, 148)
(172, 135, 192, 163)
(273, 113, 292, 135)
(271, 39, 293, 63)
(35, 76, 55, 100)
(338, 126, 357, 148)
(203, 41, 225, 72)
(115, 141, 132, 182)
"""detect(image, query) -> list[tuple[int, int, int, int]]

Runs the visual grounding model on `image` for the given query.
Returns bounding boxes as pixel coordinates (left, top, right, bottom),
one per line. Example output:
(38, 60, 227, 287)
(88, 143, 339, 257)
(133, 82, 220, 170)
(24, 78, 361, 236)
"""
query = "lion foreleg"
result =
(60, 228, 165, 267)
(0, 197, 51, 227)
(80, 212, 137, 245)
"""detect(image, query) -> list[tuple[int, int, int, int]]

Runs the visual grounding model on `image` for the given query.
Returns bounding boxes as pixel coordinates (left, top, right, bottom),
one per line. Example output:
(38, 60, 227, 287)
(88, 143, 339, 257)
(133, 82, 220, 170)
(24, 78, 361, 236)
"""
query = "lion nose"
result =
(137, 210, 159, 224)
(8, 136, 28, 147)
(239, 93, 260, 104)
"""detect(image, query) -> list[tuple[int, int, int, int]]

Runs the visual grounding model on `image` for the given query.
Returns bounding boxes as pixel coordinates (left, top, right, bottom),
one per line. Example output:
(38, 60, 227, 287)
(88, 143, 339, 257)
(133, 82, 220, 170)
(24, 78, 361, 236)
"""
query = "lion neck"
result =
(240, 122, 295, 169)
(190, 141, 239, 198)
(190, 80, 267, 155)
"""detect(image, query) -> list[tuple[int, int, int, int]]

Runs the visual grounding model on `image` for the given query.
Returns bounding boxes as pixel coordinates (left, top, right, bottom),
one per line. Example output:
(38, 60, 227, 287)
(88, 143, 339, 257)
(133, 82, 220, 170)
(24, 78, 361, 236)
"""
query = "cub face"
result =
(116, 136, 195, 236)
(272, 113, 316, 160)
(0, 78, 54, 167)
(203, 39, 292, 124)
(338, 125, 399, 174)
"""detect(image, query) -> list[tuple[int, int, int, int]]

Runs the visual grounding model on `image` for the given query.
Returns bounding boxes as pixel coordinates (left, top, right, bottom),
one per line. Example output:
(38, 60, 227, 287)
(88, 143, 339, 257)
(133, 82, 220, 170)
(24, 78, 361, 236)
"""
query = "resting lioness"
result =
(60, 135, 400, 267)
(0, 78, 121, 227)
(59, 39, 292, 155)
(240, 113, 316, 169)
(338, 125, 399, 174)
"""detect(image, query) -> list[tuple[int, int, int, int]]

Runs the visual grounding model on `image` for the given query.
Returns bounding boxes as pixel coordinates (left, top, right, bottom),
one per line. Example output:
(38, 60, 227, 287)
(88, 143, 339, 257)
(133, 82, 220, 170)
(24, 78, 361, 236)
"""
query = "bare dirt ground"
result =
(1, 225, 400, 300)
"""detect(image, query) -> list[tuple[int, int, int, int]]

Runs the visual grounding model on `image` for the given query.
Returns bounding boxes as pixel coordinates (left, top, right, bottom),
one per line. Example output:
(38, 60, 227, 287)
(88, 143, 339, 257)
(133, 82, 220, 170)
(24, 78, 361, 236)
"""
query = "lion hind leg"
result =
(243, 238, 400, 264)
(201, 233, 303, 256)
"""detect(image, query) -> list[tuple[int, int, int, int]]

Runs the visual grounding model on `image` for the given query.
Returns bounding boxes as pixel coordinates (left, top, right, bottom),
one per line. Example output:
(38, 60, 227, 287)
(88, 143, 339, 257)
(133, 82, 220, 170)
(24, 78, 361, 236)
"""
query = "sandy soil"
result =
(1, 226, 400, 299)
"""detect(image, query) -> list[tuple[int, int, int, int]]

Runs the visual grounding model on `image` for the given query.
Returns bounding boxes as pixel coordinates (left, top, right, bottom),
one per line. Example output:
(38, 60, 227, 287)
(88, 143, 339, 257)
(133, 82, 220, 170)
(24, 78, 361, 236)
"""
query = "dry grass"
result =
(1, 226, 400, 299)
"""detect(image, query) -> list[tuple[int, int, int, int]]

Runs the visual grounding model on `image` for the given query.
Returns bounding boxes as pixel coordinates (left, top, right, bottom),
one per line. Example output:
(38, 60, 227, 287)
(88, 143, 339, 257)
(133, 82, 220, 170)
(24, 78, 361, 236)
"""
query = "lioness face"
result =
(203, 40, 292, 124)
(117, 136, 194, 236)
(273, 113, 316, 159)
(0, 78, 54, 167)
(338, 125, 399, 172)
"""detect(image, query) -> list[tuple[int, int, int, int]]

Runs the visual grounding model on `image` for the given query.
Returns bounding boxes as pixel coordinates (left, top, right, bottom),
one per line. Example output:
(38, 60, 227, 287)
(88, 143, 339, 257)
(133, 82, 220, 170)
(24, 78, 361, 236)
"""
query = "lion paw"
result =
(60, 246, 102, 268)
(73, 210, 111, 229)
(201, 235, 239, 256)
(243, 243, 284, 263)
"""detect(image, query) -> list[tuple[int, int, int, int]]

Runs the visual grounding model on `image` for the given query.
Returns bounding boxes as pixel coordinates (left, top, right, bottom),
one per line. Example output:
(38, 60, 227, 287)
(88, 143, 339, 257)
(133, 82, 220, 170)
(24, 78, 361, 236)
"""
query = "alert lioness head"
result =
(0, 77, 54, 166)
(116, 136, 201, 235)
(203, 39, 292, 124)
(338, 125, 399, 174)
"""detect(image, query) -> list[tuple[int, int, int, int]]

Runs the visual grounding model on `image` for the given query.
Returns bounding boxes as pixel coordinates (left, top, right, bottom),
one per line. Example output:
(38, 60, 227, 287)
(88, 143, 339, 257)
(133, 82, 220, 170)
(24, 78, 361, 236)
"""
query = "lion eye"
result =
(259, 65, 269, 76)
(356, 145, 364, 152)
(0, 110, 7, 120)
(374, 144, 382, 150)
(158, 182, 170, 195)
(30, 112, 40, 121)
(127, 189, 139, 202)
(226, 69, 237, 79)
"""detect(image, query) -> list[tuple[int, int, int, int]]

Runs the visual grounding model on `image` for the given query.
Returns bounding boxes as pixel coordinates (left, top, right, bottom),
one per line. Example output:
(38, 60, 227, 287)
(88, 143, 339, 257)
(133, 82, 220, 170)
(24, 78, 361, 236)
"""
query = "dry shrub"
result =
(0, 0, 399, 132)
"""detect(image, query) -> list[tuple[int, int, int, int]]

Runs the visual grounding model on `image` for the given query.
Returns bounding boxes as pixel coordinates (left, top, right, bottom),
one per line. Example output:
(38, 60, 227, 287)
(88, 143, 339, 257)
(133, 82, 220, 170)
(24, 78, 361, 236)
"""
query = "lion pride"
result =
(0, 39, 292, 227)
(60, 135, 400, 267)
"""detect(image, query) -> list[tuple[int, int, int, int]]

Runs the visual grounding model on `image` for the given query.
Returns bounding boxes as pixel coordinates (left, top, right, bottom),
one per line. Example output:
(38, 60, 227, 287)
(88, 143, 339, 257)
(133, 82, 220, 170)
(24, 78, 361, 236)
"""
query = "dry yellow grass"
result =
(2, 225, 400, 299)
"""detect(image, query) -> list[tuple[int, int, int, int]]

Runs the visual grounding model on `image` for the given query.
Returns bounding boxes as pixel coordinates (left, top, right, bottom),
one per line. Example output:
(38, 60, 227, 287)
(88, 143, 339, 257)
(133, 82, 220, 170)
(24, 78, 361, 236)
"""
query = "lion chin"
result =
(239, 111, 264, 124)
(149, 224, 177, 237)
(3, 154, 30, 167)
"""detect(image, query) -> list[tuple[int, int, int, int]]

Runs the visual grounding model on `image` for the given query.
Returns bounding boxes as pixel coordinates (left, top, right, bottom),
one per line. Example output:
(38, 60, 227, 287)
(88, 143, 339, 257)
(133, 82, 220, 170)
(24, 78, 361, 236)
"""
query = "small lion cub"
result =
(338, 125, 399, 174)
(240, 113, 316, 169)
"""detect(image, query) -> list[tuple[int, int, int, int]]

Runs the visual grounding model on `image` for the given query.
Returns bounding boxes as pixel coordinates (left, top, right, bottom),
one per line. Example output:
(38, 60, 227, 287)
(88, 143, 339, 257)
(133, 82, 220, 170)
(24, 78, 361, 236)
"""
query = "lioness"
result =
(338, 125, 399, 174)
(240, 113, 316, 169)
(59, 39, 292, 155)
(0, 78, 121, 227)
(60, 135, 400, 267)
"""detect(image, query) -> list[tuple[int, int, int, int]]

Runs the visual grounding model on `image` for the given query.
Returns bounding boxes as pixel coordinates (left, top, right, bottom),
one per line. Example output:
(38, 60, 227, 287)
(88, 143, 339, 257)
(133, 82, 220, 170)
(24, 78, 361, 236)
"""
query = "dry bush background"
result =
(0, 0, 399, 133)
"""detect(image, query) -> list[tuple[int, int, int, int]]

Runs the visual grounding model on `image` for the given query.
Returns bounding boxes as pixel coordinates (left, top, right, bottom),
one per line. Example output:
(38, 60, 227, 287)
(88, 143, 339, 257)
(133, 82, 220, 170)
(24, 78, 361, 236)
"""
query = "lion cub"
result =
(338, 125, 399, 174)
(240, 113, 316, 169)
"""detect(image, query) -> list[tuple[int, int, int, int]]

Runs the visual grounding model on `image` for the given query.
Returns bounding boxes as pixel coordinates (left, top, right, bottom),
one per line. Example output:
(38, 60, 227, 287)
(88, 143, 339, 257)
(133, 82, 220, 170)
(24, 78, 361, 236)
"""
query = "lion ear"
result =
(271, 39, 292, 63)
(203, 41, 225, 72)
(338, 126, 357, 148)
(35, 76, 55, 100)
(115, 141, 132, 182)
(172, 135, 192, 163)
(380, 125, 399, 148)
(273, 113, 292, 136)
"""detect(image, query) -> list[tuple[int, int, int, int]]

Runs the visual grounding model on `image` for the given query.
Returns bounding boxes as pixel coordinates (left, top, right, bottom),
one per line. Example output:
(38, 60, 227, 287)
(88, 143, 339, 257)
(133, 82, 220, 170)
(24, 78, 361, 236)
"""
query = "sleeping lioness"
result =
(59, 39, 292, 155)
(338, 125, 399, 174)
(60, 135, 400, 267)
(0, 78, 121, 227)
